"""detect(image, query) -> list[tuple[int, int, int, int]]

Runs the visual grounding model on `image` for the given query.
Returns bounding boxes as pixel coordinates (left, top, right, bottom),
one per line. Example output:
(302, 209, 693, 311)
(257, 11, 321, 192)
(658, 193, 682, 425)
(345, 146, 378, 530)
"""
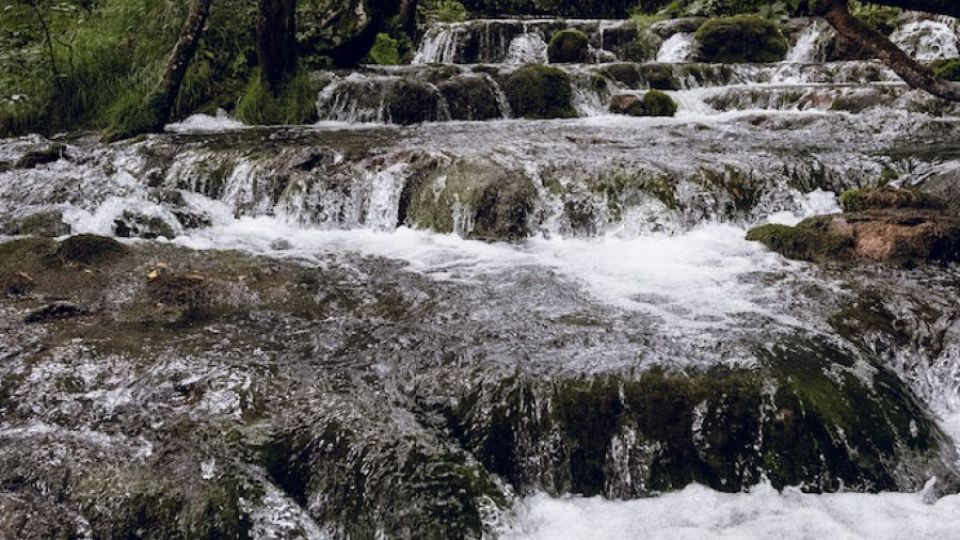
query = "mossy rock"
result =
(406, 160, 538, 241)
(746, 221, 854, 264)
(609, 91, 678, 117)
(13, 144, 65, 169)
(932, 59, 960, 82)
(437, 75, 503, 121)
(1, 210, 71, 237)
(58, 235, 127, 265)
(450, 339, 957, 497)
(113, 212, 176, 240)
(694, 16, 788, 63)
(638, 64, 681, 91)
(385, 80, 446, 125)
(548, 29, 590, 63)
(839, 187, 945, 213)
(501, 65, 578, 120)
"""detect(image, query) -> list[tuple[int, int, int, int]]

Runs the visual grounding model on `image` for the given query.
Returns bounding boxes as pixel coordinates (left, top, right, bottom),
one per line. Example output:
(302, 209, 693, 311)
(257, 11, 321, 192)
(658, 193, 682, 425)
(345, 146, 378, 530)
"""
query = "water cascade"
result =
(3, 11, 960, 540)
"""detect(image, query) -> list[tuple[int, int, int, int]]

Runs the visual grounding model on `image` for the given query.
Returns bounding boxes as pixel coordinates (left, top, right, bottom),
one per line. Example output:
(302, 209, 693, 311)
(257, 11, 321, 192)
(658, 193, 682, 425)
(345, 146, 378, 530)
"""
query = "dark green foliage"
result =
(852, 4, 901, 35)
(694, 15, 789, 63)
(501, 65, 578, 119)
(58, 234, 127, 265)
(839, 187, 946, 213)
(547, 29, 590, 63)
(745, 221, 854, 263)
(932, 59, 960, 82)
(367, 33, 402, 65)
(235, 70, 321, 125)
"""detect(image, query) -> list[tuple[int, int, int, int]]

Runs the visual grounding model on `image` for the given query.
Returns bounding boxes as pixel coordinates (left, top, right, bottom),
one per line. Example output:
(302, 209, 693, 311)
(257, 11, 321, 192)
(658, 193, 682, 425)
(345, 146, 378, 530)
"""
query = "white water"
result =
(657, 33, 695, 63)
(499, 482, 960, 540)
(891, 20, 960, 61)
(505, 33, 548, 65)
(785, 21, 831, 64)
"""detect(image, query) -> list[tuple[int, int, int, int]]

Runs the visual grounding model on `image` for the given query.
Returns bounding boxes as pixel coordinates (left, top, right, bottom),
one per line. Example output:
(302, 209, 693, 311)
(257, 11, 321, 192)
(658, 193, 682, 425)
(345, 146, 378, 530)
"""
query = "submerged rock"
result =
(58, 235, 126, 265)
(0, 209, 71, 237)
(13, 143, 65, 169)
(23, 301, 89, 324)
(113, 211, 177, 240)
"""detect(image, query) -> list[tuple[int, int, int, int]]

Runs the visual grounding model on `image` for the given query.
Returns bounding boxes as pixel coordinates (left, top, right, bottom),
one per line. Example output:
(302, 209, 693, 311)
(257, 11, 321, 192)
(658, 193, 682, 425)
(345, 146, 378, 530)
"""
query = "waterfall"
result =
(414, 24, 468, 64)
(504, 33, 548, 65)
(785, 20, 832, 63)
(891, 20, 960, 61)
(656, 33, 695, 63)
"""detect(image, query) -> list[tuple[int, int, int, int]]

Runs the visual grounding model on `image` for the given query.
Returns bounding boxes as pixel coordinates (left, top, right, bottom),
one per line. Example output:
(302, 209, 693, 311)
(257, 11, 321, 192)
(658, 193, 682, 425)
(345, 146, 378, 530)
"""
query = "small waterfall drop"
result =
(414, 24, 467, 64)
(505, 32, 548, 65)
(785, 21, 832, 63)
(657, 33, 695, 63)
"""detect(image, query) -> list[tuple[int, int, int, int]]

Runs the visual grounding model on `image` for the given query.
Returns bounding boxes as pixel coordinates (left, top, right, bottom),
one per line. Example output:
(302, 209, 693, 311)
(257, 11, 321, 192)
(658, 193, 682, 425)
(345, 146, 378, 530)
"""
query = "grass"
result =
(235, 69, 320, 126)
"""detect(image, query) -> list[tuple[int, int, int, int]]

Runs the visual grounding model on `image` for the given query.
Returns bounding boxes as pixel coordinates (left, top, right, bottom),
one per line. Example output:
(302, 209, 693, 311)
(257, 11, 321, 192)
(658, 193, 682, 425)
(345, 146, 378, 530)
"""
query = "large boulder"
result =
(747, 189, 960, 267)
(694, 16, 789, 63)
(500, 65, 578, 119)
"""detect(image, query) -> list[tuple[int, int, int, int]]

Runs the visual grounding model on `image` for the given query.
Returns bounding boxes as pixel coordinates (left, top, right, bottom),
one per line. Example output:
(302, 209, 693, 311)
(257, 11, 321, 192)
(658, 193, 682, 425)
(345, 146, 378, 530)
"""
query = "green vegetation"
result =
(501, 65, 578, 119)
(839, 187, 946, 212)
(0, 0, 256, 138)
(235, 70, 321, 125)
(694, 15, 789, 63)
(746, 221, 854, 264)
(419, 0, 470, 22)
(547, 29, 590, 63)
(368, 33, 403, 65)
(850, 2, 901, 35)
(932, 59, 960, 82)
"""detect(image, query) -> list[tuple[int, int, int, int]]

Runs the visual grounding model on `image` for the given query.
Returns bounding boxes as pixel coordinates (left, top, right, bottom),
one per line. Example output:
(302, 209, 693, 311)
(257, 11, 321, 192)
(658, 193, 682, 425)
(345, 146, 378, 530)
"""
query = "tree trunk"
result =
(105, 0, 211, 140)
(819, 0, 960, 102)
(257, 0, 298, 93)
(860, 0, 960, 17)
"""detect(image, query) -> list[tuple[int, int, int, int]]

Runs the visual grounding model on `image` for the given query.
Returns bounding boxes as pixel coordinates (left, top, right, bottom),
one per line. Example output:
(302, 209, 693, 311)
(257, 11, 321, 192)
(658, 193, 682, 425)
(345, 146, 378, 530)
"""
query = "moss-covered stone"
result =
(694, 16, 788, 63)
(449, 339, 955, 497)
(547, 29, 590, 63)
(609, 91, 678, 117)
(501, 65, 578, 120)
(58, 235, 127, 265)
(638, 64, 681, 91)
(437, 75, 504, 121)
(746, 222, 854, 264)
(385, 79, 446, 125)
(406, 160, 538, 241)
(1, 210, 71, 237)
(839, 187, 946, 213)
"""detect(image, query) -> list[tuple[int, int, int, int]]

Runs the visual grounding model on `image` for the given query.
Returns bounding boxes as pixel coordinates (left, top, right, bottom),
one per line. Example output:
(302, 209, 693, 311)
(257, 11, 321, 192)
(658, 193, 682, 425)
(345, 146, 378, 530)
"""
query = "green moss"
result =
(694, 16, 788, 63)
(58, 235, 127, 265)
(236, 70, 321, 126)
(839, 187, 945, 213)
(932, 59, 960, 82)
(853, 5, 901, 36)
(501, 65, 578, 119)
(639, 64, 680, 91)
(547, 29, 590, 63)
(642, 90, 678, 116)
(745, 221, 854, 264)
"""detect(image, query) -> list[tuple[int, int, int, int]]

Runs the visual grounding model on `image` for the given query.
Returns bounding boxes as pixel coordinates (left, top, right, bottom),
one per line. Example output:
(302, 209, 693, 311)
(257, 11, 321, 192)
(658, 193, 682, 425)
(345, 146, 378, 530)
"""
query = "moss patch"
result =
(694, 16, 788, 63)
(58, 235, 127, 265)
(547, 29, 590, 63)
(746, 221, 854, 264)
(839, 187, 946, 213)
(501, 65, 578, 119)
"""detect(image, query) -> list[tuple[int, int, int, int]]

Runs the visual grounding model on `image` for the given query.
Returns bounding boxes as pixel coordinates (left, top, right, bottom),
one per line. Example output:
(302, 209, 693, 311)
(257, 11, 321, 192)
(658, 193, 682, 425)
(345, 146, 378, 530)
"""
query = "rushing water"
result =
(4, 14, 960, 540)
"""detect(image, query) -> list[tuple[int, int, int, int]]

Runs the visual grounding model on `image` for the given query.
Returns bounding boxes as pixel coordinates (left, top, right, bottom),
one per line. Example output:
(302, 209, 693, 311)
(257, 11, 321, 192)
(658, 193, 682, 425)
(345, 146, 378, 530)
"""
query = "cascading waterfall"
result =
(656, 33, 695, 63)
(784, 20, 833, 63)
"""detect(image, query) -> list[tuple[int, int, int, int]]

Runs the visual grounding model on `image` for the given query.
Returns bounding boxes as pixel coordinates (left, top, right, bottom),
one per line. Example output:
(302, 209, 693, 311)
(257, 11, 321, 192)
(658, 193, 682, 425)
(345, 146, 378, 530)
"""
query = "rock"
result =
(13, 144, 65, 169)
(437, 75, 504, 121)
(58, 235, 126, 265)
(501, 65, 578, 120)
(839, 187, 946, 213)
(113, 211, 177, 240)
(1, 210, 71, 237)
(3, 271, 34, 297)
(147, 271, 213, 324)
(547, 29, 590, 63)
(747, 207, 960, 268)
(609, 91, 678, 117)
(406, 159, 538, 241)
(384, 80, 447, 125)
(694, 16, 789, 63)
(650, 17, 707, 39)
(24, 302, 89, 324)
(151, 189, 212, 230)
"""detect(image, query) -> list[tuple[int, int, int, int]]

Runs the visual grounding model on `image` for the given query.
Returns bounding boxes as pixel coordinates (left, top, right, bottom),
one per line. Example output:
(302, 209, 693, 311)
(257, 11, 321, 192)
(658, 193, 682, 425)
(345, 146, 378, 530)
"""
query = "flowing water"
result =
(3, 14, 960, 540)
